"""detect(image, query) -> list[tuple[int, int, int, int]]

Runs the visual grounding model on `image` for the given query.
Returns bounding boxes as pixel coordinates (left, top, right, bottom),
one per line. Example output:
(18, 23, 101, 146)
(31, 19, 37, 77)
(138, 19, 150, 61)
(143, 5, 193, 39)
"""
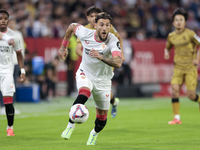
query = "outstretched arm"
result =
(58, 23, 80, 60)
(89, 49, 122, 68)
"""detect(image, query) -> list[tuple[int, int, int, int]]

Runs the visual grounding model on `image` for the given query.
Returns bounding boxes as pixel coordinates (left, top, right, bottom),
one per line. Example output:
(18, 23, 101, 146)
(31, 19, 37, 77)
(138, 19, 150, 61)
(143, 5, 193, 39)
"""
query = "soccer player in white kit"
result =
(59, 12, 122, 145)
(0, 10, 26, 136)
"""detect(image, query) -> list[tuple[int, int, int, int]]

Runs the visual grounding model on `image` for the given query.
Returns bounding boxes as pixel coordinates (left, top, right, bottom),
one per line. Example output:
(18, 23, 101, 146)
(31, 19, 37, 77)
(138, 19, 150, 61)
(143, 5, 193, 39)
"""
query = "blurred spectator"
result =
(0, 0, 199, 40)
(45, 56, 60, 100)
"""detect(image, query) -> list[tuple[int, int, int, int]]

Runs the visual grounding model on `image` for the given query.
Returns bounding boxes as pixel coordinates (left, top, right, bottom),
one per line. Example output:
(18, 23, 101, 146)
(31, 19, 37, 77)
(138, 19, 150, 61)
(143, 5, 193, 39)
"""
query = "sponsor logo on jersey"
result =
(106, 94, 109, 97)
(85, 48, 90, 55)
(85, 40, 89, 44)
(0, 46, 9, 52)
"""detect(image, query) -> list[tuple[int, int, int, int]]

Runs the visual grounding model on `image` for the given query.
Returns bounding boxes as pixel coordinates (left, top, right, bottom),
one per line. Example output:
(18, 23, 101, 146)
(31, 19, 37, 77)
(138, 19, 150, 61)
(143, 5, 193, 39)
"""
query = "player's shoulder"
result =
(184, 28, 195, 35)
(168, 31, 176, 37)
(6, 28, 15, 35)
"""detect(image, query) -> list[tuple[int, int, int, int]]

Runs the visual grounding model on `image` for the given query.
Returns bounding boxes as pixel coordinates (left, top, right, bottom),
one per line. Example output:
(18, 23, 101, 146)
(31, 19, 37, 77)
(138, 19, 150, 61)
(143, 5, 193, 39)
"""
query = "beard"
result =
(98, 31, 108, 41)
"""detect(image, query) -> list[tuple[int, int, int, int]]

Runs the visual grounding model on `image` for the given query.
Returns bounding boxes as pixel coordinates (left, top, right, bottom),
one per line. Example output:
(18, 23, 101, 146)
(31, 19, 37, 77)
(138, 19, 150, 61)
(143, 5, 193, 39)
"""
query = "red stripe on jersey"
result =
(112, 51, 122, 58)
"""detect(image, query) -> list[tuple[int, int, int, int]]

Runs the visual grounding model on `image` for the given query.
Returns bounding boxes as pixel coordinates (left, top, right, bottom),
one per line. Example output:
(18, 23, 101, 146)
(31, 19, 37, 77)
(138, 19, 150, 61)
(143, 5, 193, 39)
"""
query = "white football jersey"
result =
(0, 28, 22, 74)
(75, 25, 121, 87)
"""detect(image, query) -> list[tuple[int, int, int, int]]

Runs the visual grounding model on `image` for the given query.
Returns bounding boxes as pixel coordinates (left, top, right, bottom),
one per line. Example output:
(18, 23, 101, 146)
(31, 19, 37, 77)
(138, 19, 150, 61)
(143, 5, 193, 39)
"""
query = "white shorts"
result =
(0, 74, 15, 96)
(76, 69, 111, 110)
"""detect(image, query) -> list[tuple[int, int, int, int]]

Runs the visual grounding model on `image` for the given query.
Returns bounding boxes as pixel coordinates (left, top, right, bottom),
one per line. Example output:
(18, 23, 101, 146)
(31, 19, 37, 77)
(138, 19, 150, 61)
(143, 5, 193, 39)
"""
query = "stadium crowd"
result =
(0, 0, 200, 40)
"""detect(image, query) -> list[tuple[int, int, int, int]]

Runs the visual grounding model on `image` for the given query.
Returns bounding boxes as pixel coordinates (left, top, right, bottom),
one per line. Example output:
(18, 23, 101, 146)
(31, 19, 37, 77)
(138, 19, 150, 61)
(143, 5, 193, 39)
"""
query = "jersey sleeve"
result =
(109, 35, 122, 58)
(165, 35, 173, 50)
(190, 30, 200, 46)
(75, 25, 89, 41)
(14, 34, 23, 52)
(109, 25, 118, 37)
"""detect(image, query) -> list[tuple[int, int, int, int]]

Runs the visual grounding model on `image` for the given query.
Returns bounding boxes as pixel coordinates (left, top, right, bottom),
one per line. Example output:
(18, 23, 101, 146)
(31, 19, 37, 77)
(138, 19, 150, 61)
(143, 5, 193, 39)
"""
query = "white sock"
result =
(91, 129, 98, 136)
(174, 114, 180, 121)
(67, 122, 75, 129)
(7, 126, 13, 130)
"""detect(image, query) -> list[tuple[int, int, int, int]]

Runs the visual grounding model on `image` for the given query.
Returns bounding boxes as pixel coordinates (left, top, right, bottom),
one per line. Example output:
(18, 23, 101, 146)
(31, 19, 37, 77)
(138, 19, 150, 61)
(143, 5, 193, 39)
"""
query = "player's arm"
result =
(76, 42, 83, 57)
(16, 51, 26, 82)
(191, 32, 200, 66)
(164, 35, 173, 60)
(116, 33, 125, 62)
(193, 47, 200, 66)
(58, 23, 80, 60)
(89, 49, 122, 68)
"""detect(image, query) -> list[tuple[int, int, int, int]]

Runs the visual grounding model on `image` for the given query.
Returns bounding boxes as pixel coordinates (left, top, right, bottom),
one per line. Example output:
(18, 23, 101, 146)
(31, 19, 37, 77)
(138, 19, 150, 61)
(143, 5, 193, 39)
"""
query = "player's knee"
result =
(171, 87, 179, 98)
(187, 92, 196, 100)
(78, 87, 91, 98)
(3, 97, 13, 105)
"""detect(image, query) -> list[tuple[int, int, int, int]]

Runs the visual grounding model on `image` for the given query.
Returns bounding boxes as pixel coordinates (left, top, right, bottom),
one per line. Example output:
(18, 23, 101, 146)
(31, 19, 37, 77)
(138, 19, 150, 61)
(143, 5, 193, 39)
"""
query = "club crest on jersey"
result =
(102, 44, 106, 49)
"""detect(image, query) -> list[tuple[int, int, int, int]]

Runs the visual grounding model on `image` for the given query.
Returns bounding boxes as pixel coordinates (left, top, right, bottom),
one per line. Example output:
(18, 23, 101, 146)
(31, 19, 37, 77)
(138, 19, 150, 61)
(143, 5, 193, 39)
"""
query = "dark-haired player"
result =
(164, 8, 200, 124)
(76, 6, 124, 118)
(0, 9, 26, 135)
(59, 12, 122, 145)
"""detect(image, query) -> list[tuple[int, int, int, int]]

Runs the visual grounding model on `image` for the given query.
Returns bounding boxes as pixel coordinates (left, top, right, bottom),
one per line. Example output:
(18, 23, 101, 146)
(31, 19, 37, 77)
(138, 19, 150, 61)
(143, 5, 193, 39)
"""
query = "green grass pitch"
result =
(0, 97, 200, 150)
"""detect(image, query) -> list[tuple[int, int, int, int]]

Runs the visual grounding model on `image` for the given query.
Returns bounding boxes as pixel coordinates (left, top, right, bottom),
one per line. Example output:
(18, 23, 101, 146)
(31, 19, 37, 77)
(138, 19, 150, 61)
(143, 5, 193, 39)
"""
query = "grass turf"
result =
(0, 97, 199, 150)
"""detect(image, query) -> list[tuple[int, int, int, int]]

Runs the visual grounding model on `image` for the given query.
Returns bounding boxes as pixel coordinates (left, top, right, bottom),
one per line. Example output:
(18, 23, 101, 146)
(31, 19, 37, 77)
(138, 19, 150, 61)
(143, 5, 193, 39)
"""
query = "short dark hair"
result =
(0, 9, 9, 18)
(86, 6, 102, 16)
(95, 12, 112, 23)
(172, 8, 188, 21)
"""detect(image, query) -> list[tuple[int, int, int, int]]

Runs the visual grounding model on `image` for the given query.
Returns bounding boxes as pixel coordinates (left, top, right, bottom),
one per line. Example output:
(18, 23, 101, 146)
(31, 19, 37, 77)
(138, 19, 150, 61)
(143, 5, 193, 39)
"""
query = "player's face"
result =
(95, 19, 111, 41)
(87, 12, 98, 28)
(0, 13, 9, 32)
(173, 14, 186, 30)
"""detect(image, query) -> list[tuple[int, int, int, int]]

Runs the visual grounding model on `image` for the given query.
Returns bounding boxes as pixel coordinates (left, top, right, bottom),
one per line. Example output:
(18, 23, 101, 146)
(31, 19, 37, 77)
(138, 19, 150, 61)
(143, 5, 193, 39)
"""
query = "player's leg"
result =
(61, 70, 93, 139)
(168, 84, 182, 124)
(1, 74, 15, 135)
(4, 96, 15, 136)
(169, 70, 183, 124)
(110, 92, 119, 118)
(185, 71, 200, 109)
(87, 89, 110, 145)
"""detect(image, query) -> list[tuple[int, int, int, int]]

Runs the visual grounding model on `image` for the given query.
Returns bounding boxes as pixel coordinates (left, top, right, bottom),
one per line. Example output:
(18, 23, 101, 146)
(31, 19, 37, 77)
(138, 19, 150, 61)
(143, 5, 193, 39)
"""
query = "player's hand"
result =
(89, 48, 103, 60)
(193, 58, 199, 66)
(58, 46, 68, 61)
(8, 39, 15, 47)
(164, 54, 170, 60)
(20, 74, 26, 82)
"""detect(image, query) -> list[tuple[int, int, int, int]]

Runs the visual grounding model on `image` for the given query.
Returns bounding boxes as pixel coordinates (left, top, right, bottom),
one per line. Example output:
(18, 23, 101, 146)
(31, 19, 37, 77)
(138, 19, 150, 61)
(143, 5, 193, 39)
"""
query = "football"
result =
(69, 104, 89, 124)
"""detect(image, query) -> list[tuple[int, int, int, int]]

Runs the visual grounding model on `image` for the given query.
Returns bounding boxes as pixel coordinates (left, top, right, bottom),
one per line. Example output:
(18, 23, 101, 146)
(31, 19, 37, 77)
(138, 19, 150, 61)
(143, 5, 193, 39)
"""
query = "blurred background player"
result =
(0, 15, 25, 115)
(164, 8, 200, 125)
(59, 12, 122, 145)
(76, 6, 124, 118)
(0, 9, 26, 136)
